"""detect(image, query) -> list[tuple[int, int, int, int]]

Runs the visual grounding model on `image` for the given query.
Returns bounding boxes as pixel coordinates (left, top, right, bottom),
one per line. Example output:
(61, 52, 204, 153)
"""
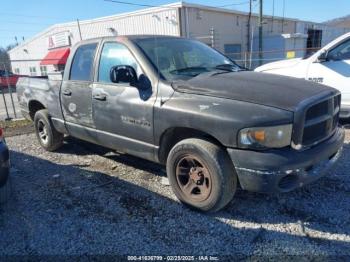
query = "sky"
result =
(0, 0, 349, 48)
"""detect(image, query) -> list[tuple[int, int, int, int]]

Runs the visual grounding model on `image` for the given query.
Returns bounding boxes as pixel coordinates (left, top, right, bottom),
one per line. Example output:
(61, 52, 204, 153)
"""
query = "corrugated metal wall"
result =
(9, 8, 180, 76)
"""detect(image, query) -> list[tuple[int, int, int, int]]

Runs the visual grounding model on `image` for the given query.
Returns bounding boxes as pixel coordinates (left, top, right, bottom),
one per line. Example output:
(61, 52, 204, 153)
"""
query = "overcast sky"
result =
(0, 0, 349, 48)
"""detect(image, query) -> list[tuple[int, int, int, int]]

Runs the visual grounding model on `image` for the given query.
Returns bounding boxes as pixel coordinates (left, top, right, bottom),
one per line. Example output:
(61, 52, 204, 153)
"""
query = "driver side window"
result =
(328, 39, 350, 61)
(98, 42, 142, 83)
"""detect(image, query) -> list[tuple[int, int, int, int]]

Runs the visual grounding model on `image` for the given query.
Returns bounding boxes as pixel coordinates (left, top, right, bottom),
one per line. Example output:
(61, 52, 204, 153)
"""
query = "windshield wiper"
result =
(169, 66, 208, 75)
(211, 64, 248, 76)
(214, 64, 237, 72)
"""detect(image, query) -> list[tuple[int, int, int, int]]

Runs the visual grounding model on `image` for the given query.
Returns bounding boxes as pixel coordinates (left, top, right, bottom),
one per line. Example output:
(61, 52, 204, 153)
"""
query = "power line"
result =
(0, 21, 52, 26)
(218, 1, 251, 8)
(103, 0, 157, 8)
(104, 0, 251, 9)
(0, 12, 62, 20)
(0, 29, 41, 32)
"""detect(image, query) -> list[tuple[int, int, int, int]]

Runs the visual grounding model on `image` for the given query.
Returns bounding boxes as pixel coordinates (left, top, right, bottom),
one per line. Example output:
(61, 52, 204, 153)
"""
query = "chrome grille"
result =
(301, 94, 340, 146)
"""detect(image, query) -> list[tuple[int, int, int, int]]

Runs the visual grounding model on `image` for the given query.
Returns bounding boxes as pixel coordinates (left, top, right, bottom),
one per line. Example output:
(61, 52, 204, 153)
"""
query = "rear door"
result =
(91, 41, 157, 160)
(307, 37, 350, 108)
(61, 42, 99, 140)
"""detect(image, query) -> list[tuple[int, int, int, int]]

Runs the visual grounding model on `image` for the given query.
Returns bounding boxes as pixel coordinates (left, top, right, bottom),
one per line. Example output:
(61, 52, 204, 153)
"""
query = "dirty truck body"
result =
(17, 36, 344, 212)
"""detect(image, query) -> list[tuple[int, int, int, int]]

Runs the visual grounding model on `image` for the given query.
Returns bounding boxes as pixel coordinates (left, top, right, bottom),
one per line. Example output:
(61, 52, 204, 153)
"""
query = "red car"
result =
(0, 70, 22, 88)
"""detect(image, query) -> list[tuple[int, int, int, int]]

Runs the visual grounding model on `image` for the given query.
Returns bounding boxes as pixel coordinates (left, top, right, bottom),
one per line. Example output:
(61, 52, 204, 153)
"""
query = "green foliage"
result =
(0, 47, 11, 71)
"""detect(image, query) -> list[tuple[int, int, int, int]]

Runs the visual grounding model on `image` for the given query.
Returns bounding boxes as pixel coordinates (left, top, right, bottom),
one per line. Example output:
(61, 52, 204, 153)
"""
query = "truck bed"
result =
(16, 76, 62, 121)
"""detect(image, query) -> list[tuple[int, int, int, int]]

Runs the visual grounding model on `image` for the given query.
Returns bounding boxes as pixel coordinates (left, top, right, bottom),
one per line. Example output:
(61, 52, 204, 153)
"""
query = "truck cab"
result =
(255, 32, 350, 119)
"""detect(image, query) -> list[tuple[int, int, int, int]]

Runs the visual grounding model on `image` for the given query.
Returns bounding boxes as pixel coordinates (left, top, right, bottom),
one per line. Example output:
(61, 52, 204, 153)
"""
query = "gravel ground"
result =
(0, 127, 349, 258)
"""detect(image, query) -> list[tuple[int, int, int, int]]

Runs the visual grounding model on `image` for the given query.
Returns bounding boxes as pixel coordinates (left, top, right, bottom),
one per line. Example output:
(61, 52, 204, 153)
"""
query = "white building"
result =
(9, 1, 350, 75)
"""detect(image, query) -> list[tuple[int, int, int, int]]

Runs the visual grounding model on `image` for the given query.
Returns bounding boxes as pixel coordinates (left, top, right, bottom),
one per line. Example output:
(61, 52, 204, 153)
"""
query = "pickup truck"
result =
(17, 35, 344, 212)
(255, 32, 350, 119)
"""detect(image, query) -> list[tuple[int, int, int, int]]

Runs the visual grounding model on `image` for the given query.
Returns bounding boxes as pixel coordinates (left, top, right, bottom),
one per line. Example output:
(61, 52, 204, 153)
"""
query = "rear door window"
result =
(70, 43, 98, 81)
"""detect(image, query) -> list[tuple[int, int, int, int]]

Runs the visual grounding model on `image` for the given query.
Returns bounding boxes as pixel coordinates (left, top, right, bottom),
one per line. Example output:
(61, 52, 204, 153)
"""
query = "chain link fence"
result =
(0, 63, 20, 121)
(226, 47, 321, 69)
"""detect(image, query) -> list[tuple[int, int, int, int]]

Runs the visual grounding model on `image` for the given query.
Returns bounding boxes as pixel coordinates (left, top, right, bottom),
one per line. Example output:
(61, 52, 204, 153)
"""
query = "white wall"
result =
(182, 6, 296, 55)
(9, 7, 180, 76)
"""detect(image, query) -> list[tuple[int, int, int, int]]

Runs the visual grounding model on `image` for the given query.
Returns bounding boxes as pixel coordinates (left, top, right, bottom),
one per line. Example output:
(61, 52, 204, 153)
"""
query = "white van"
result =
(255, 32, 350, 119)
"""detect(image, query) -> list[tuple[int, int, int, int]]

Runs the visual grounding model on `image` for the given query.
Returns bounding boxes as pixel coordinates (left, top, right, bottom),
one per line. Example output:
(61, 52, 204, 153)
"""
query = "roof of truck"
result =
(78, 35, 182, 42)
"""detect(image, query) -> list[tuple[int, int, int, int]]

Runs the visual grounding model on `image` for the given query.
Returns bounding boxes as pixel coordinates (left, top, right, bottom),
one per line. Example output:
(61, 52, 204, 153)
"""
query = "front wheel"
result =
(166, 138, 237, 212)
(34, 109, 64, 151)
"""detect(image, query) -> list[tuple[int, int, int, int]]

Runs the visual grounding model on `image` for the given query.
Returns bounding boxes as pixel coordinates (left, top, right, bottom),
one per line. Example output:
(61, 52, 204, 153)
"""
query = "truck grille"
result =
(301, 94, 340, 146)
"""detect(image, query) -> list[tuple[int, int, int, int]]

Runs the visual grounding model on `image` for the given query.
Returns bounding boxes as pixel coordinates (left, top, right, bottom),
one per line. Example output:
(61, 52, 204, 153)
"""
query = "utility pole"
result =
(247, 0, 252, 62)
(271, 0, 275, 33)
(282, 0, 285, 33)
(258, 0, 263, 66)
(77, 19, 83, 41)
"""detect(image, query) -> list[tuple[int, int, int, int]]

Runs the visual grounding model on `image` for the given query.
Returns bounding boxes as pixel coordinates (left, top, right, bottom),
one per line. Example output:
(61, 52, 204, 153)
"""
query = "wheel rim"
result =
(37, 120, 49, 145)
(175, 155, 212, 202)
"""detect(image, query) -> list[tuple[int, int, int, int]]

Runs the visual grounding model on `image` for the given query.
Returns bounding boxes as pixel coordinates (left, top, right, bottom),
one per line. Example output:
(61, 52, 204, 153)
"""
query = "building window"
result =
(306, 29, 323, 56)
(54, 64, 66, 72)
(40, 66, 48, 76)
(14, 68, 20, 74)
(29, 67, 37, 76)
(224, 44, 242, 60)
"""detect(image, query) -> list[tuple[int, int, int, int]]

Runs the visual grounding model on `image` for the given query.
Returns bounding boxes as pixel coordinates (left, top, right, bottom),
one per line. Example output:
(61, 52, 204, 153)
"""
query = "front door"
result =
(61, 42, 98, 141)
(307, 37, 350, 109)
(92, 41, 156, 160)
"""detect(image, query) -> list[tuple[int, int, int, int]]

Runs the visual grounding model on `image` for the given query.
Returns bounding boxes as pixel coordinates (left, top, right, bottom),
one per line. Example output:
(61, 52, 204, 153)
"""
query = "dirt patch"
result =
(0, 119, 34, 137)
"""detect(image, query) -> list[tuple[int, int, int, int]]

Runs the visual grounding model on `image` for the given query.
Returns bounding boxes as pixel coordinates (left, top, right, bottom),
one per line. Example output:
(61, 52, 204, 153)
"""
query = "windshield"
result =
(134, 37, 241, 81)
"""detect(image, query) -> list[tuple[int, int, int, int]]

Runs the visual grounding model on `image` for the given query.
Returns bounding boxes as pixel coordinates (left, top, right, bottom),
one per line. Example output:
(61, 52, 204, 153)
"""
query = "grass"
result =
(0, 119, 32, 129)
(0, 119, 34, 137)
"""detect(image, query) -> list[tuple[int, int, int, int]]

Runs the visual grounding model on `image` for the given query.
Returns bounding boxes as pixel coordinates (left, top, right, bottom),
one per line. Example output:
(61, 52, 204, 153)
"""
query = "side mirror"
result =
(110, 65, 137, 86)
(317, 51, 328, 63)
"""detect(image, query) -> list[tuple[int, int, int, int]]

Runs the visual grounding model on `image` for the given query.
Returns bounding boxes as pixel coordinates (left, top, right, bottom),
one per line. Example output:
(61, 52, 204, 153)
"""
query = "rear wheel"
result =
(166, 138, 237, 212)
(34, 109, 64, 151)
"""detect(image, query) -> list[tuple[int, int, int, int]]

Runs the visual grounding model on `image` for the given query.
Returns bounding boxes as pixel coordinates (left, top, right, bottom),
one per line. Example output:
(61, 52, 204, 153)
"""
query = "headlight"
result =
(238, 124, 292, 149)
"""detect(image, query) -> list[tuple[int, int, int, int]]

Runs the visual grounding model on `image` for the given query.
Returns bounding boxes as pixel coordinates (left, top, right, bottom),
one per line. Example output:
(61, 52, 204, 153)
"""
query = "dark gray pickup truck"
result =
(17, 35, 344, 212)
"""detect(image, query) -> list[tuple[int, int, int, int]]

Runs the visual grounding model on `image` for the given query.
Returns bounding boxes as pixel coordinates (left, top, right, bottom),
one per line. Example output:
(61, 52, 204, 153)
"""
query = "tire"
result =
(166, 138, 237, 212)
(34, 109, 64, 151)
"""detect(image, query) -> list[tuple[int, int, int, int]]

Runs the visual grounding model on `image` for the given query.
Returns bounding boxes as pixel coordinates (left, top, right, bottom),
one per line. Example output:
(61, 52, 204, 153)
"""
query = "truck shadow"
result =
(56, 136, 167, 177)
(1, 149, 350, 256)
(57, 136, 350, 236)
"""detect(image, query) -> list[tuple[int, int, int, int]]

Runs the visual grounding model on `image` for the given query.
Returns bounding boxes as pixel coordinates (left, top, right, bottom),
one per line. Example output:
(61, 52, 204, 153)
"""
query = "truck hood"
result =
(255, 58, 302, 72)
(172, 71, 334, 111)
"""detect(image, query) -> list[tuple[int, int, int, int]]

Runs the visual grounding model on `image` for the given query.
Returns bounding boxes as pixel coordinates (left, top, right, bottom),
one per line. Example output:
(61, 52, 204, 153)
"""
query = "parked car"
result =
(0, 127, 10, 202)
(255, 32, 350, 119)
(17, 36, 344, 212)
(0, 70, 23, 89)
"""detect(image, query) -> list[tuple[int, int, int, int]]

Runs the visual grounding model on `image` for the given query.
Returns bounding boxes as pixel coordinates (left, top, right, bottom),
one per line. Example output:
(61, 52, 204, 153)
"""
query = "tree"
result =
(0, 47, 12, 72)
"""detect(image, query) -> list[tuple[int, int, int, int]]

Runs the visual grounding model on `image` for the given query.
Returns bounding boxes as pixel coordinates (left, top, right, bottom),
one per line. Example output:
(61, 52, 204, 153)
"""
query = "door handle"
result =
(93, 93, 107, 101)
(62, 89, 72, 96)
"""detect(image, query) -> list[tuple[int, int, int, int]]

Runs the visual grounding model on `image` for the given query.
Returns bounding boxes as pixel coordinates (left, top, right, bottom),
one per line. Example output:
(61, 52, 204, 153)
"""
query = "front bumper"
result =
(0, 141, 10, 187)
(227, 127, 345, 193)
